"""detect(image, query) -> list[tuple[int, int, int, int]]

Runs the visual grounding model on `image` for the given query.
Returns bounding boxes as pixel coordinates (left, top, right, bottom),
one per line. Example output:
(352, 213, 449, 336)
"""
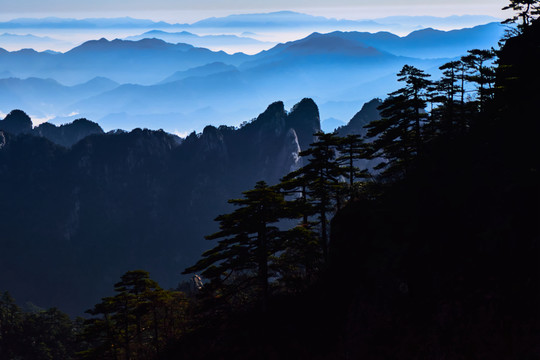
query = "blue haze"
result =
(0, 14, 506, 133)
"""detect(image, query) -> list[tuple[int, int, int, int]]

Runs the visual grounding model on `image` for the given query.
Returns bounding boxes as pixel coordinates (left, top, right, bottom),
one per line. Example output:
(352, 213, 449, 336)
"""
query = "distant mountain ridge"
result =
(0, 17, 186, 29)
(329, 22, 505, 58)
(158, 62, 238, 84)
(0, 109, 104, 147)
(0, 22, 504, 133)
(0, 76, 120, 118)
(0, 13, 501, 41)
(124, 30, 272, 51)
(190, 11, 376, 29)
(0, 37, 249, 84)
(0, 13, 500, 31)
(191, 12, 501, 29)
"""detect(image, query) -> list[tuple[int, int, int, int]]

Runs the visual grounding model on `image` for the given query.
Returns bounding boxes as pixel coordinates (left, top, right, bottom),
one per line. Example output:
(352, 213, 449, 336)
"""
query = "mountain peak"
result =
(241, 101, 287, 135)
(338, 98, 382, 137)
(287, 98, 321, 150)
(261, 101, 286, 116)
(34, 118, 104, 147)
(0, 109, 33, 135)
(283, 32, 383, 56)
(68, 37, 176, 54)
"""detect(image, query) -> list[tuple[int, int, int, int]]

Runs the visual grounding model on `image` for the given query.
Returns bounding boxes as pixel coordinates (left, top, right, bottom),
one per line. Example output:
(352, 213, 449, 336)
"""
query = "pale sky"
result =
(0, 0, 508, 22)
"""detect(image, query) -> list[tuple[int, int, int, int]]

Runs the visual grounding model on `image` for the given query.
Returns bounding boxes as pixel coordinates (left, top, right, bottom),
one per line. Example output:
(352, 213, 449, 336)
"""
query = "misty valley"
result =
(0, 14, 505, 133)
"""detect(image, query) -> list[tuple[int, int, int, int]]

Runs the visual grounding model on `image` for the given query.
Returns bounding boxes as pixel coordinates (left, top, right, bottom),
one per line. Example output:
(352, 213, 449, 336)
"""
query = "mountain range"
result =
(0, 33, 70, 52)
(0, 22, 504, 133)
(0, 12, 502, 54)
(124, 30, 273, 54)
(0, 109, 106, 147)
(0, 17, 185, 29)
(0, 13, 500, 32)
(0, 97, 334, 315)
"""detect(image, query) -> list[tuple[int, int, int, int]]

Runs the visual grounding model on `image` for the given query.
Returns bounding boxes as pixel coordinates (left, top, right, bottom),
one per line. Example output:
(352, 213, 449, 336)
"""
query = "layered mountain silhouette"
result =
(0, 23, 503, 132)
(0, 38, 249, 84)
(0, 77, 119, 116)
(33, 119, 104, 147)
(124, 30, 272, 53)
(0, 98, 328, 315)
(158, 62, 238, 84)
(0, 17, 184, 29)
(188, 12, 500, 33)
(0, 109, 33, 134)
(0, 14, 500, 33)
(337, 98, 383, 137)
(324, 22, 504, 58)
(0, 33, 71, 52)
(0, 109, 105, 146)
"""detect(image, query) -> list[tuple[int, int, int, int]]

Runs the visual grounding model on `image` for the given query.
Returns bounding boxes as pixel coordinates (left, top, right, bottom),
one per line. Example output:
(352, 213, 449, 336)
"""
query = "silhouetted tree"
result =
(336, 134, 370, 199)
(283, 132, 346, 261)
(0, 291, 80, 360)
(80, 271, 188, 360)
(461, 49, 496, 116)
(273, 225, 322, 291)
(184, 181, 290, 312)
(503, 0, 540, 30)
(436, 60, 463, 133)
(0, 291, 22, 359)
(365, 65, 432, 177)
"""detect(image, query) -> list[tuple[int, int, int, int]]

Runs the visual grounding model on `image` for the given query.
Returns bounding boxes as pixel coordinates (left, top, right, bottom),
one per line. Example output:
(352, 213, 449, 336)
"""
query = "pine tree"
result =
(461, 49, 496, 116)
(336, 134, 370, 199)
(0, 292, 22, 359)
(80, 271, 187, 360)
(503, 0, 540, 30)
(282, 132, 346, 261)
(365, 65, 432, 177)
(436, 61, 462, 133)
(183, 181, 291, 312)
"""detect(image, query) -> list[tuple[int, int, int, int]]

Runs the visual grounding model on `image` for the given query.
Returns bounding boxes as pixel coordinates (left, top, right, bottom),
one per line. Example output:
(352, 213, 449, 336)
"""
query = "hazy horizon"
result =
(0, 11, 503, 55)
(0, 0, 508, 23)
(0, 3, 509, 134)
(0, 10, 505, 24)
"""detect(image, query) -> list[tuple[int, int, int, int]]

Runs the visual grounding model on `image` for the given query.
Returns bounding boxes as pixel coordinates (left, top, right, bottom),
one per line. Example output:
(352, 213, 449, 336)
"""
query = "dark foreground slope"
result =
(327, 26, 540, 357)
(163, 20, 539, 360)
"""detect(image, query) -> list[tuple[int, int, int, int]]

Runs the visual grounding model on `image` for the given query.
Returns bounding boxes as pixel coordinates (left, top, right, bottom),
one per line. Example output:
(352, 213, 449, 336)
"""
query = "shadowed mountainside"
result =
(0, 109, 105, 147)
(0, 98, 321, 315)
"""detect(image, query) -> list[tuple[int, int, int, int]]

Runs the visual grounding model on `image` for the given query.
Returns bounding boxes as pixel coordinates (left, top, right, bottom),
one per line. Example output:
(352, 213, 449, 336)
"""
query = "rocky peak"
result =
(0, 109, 33, 135)
(34, 118, 104, 147)
(338, 98, 382, 137)
(251, 101, 287, 136)
(286, 97, 321, 150)
(200, 125, 228, 156)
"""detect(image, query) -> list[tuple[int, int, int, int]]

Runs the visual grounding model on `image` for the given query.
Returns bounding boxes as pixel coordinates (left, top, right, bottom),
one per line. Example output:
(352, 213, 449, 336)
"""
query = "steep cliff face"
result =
(231, 101, 303, 184)
(286, 98, 321, 150)
(0, 98, 320, 315)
